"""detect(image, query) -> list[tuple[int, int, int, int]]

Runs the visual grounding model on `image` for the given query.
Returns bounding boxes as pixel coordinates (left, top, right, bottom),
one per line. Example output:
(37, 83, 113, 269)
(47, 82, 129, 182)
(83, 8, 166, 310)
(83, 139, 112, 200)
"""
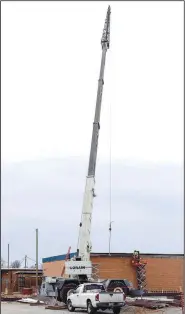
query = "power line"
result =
(27, 256, 36, 263)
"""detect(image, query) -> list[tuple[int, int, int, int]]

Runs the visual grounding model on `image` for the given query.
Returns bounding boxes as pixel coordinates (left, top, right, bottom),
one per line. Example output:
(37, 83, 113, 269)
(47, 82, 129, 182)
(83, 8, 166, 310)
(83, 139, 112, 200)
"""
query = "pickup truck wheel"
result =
(113, 308, 121, 314)
(67, 300, 75, 312)
(87, 301, 96, 314)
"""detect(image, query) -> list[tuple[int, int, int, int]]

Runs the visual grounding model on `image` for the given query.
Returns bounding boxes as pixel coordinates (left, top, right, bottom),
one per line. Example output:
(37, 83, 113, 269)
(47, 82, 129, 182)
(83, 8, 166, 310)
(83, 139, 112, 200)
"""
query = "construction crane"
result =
(40, 8, 111, 302)
(65, 6, 111, 279)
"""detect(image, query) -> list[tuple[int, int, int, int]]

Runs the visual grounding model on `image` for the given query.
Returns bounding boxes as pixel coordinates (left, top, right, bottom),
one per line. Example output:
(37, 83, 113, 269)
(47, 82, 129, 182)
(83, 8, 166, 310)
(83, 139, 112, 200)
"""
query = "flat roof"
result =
(42, 252, 76, 263)
(1, 268, 43, 272)
(42, 252, 184, 263)
(91, 252, 184, 258)
(15, 271, 43, 275)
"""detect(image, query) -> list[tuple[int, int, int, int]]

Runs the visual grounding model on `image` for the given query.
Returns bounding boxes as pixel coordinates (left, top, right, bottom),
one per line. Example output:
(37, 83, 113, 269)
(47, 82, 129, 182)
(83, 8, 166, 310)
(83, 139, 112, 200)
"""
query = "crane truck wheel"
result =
(67, 300, 75, 312)
(113, 308, 121, 314)
(59, 283, 78, 304)
(87, 300, 96, 314)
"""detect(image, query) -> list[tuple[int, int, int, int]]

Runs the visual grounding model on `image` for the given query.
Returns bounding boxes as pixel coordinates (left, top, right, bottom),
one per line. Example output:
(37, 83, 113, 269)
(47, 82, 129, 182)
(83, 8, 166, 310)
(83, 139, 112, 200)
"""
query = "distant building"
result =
(1, 268, 43, 293)
(42, 252, 184, 292)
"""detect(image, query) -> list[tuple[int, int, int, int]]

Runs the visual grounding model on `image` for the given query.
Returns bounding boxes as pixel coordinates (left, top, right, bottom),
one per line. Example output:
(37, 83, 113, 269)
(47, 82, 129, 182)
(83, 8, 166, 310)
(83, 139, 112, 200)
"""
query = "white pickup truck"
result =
(67, 283, 125, 314)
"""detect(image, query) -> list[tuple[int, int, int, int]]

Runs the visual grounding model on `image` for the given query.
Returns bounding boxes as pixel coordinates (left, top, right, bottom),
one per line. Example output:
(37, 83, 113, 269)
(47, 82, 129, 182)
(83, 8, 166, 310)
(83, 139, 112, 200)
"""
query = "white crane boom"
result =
(65, 6, 111, 278)
(77, 6, 111, 262)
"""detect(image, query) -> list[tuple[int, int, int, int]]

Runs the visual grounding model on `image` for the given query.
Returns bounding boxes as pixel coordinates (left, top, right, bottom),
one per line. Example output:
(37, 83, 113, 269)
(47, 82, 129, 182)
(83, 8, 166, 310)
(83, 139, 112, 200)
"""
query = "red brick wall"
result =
(1, 271, 10, 292)
(1, 270, 42, 292)
(43, 255, 184, 292)
(1, 270, 15, 292)
(91, 255, 184, 291)
(91, 256, 137, 287)
(145, 257, 184, 291)
(43, 260, 65, 277)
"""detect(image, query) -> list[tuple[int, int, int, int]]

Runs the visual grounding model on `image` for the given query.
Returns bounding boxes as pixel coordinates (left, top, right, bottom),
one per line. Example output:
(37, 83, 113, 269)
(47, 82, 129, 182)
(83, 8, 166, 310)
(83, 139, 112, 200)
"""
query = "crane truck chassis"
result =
(40, 277, 87, 304)
(40, 277, 143, 304)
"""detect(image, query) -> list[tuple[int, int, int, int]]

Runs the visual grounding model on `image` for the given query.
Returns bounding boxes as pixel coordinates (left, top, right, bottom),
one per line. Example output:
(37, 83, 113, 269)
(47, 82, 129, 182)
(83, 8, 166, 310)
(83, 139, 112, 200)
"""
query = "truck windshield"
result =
(85, 284, 105, 292)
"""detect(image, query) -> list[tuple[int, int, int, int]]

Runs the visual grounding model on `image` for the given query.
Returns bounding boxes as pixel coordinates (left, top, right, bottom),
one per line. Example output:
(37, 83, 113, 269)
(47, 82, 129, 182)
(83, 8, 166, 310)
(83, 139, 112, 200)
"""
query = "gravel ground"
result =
(1, 303, 182, 314)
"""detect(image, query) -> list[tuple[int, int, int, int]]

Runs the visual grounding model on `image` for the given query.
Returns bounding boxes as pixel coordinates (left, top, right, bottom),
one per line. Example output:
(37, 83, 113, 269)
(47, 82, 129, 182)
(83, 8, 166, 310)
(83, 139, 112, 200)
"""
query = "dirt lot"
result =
(1, 303, 183, 314)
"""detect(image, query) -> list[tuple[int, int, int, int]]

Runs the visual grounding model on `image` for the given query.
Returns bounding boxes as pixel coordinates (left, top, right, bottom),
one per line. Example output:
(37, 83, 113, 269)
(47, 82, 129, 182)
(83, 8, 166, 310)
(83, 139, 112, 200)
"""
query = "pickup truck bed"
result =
(67, 283, 125, 314)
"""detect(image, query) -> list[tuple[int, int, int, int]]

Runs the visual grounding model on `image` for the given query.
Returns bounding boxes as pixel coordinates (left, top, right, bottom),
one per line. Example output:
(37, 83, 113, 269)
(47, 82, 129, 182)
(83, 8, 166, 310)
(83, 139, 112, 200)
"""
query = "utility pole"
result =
(36, 229, 38, 293)
(8, 243, 10, 269)
(108, 221, 114, 256)
(24, 255, 27, 268)
(77, 6, 111, 261)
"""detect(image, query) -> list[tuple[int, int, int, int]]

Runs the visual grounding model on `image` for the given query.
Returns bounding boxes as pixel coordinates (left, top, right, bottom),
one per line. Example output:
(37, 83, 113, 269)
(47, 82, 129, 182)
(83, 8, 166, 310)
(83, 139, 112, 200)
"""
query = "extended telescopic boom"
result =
(77, 6, 111, 261)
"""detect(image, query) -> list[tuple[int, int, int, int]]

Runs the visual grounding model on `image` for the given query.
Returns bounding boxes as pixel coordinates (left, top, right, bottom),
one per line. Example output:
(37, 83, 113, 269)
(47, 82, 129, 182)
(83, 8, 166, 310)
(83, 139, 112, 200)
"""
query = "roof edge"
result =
(42, 252, 184, 263)
(1, 268, 43, 271)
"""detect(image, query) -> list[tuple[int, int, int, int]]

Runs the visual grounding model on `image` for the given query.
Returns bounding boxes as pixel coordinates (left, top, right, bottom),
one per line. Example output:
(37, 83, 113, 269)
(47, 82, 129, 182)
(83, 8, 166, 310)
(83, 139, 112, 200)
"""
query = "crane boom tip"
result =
(101, 5, 111, 48)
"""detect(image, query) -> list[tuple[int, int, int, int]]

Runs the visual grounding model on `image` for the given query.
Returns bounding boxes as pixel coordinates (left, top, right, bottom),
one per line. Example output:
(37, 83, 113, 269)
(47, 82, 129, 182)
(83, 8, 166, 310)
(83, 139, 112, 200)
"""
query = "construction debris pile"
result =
(125, 293, 184, 310)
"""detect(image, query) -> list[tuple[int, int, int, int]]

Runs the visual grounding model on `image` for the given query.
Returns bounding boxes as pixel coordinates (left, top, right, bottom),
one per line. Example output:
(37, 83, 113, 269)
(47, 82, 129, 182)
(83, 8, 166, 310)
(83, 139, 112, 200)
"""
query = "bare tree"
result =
(30, 264, 36, 269)
(11, 260, 21, 268)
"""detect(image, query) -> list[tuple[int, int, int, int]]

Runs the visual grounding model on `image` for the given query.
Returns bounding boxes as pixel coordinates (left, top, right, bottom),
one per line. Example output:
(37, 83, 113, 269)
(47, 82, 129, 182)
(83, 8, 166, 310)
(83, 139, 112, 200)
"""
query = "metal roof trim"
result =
(42, 252, 184, 263)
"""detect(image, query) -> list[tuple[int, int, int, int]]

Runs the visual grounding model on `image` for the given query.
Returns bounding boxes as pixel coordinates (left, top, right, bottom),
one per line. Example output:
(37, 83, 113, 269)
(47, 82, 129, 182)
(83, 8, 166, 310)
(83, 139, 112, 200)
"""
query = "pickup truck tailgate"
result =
(99, 292, 123, 303)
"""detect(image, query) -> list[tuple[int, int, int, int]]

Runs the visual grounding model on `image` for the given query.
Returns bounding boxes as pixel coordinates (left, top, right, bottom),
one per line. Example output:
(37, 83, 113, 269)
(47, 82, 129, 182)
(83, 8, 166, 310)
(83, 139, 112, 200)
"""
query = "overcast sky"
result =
(1, 1, 183, 265)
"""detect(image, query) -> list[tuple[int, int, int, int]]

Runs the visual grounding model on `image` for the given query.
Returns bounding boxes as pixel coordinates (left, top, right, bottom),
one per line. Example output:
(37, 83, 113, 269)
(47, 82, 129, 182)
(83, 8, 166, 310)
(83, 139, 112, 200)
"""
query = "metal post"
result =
(36, 229, 38, 293)
(108, 221, 114, 256)
(24, 255, 27, 268)
(8, 243, 10, 269)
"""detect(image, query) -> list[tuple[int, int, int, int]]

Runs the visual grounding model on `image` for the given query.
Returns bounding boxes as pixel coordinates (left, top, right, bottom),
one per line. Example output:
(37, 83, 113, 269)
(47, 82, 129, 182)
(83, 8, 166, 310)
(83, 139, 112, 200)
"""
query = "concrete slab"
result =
(1, 302, 182, 314)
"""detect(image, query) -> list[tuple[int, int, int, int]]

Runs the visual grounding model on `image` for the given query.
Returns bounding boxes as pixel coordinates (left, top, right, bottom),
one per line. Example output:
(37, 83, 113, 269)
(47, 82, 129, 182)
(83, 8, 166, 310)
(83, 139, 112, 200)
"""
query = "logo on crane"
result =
(69, 266, 86, 270)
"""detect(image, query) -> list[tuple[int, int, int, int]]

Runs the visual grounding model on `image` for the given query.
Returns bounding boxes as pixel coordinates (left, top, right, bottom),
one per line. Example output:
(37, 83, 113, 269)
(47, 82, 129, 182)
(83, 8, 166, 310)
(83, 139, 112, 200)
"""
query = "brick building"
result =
(1, 268, 43, 293)
(42, 252, 184, 292)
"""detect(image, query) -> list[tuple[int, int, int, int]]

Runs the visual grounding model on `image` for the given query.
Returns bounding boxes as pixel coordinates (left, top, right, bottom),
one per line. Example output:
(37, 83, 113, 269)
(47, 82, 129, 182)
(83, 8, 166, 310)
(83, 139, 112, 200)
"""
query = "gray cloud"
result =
(1, 158, 183, 265)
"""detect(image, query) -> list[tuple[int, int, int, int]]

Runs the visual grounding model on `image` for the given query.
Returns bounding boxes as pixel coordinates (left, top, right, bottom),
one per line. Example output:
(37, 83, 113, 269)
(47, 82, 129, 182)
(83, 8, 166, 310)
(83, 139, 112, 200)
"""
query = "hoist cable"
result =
(108, 100, 112, 255)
